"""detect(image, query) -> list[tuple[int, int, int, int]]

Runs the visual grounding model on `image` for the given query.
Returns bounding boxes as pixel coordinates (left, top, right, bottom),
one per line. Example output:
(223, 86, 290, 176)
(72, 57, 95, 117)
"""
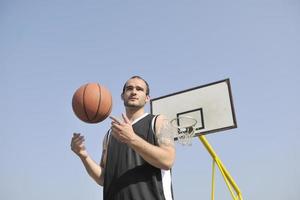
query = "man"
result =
(71, 76, 175, 200)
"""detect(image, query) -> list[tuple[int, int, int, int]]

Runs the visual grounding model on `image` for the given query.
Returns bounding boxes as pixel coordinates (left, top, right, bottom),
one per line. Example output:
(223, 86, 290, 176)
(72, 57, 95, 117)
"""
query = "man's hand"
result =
(71, 133, 88, 159)
(110, 114, 136, 144)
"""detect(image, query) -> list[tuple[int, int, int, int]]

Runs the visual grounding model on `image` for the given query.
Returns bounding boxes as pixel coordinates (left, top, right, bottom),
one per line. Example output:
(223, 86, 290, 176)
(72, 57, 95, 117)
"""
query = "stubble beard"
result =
(124, 101, 145, 109)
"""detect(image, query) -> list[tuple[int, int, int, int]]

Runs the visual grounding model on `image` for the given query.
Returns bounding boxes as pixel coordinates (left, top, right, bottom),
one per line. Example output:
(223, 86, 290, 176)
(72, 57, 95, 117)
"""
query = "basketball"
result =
(72, 83, 113, 123)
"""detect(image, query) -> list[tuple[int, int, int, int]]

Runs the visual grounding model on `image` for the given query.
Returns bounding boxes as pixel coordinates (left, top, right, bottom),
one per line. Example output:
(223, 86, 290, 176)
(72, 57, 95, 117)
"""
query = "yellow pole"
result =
(211, 160, 215, 200)
(215, 158, 238, 200)
(198, 135, 243, 200)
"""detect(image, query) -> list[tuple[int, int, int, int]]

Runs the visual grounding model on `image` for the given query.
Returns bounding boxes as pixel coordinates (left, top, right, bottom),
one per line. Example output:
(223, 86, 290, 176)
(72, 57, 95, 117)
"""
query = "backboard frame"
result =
(150, 78, 237, 136)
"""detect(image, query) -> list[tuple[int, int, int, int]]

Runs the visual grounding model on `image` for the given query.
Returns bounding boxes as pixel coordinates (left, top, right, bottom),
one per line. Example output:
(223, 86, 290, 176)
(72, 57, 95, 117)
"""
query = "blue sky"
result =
(1, 0, 300, 199)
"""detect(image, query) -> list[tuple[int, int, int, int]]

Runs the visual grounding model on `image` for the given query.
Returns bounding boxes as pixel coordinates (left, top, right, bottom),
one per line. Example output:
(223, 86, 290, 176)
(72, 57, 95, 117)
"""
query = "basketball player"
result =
(71, 76, 176, 200)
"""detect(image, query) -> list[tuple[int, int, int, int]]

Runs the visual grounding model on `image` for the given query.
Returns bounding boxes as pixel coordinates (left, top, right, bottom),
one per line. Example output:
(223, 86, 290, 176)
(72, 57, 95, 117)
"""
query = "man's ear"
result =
(145, 95, 150, 102)
(121, 93, 124, 100)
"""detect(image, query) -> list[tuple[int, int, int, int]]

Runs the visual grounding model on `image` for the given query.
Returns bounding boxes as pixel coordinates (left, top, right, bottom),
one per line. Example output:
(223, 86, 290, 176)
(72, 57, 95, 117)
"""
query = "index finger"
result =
(109, 116, 122, 124)
(122, 113, 131, 124)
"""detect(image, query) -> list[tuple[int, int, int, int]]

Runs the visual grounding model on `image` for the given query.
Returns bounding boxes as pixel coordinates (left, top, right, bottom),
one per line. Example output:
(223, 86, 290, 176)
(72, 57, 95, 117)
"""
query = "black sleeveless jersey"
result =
(103, 114, 173, 200)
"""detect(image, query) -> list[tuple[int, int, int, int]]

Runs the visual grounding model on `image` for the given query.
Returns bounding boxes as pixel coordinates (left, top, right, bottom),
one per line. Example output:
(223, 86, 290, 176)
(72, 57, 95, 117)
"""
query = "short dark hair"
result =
(122, 76, 150, 95)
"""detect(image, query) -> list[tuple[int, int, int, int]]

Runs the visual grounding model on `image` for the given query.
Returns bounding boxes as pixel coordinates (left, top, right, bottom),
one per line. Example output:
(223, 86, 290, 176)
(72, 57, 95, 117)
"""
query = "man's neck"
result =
(125, 107, 146, 123)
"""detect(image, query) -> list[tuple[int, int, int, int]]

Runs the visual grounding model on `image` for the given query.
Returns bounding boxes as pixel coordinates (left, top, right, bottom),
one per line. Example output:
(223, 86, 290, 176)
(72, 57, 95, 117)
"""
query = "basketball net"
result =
(170, 116, 197, 146)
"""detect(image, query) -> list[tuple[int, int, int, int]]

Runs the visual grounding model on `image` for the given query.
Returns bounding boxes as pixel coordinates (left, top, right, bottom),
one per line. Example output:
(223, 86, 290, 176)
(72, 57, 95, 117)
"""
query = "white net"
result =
(170, 116, 197, 146)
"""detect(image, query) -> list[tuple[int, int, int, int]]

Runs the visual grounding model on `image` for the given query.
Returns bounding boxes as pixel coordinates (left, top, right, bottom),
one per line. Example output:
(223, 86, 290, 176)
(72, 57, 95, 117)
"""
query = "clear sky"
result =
(1, 0, 300, 199)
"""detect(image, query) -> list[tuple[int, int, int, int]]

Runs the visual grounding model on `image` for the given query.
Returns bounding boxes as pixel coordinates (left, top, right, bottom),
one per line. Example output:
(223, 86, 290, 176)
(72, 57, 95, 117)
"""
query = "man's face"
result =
(122, 78, 149, 108)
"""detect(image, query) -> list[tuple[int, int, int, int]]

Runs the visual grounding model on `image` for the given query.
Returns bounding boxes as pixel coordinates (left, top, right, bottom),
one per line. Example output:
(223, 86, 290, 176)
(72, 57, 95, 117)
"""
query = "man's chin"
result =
(124, 102, 143, 108)
(124, 102, 136, 107)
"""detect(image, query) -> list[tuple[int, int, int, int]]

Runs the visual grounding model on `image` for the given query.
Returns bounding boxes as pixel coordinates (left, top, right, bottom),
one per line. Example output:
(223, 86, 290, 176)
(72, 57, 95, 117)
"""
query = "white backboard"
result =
(150, 79, 237, 136)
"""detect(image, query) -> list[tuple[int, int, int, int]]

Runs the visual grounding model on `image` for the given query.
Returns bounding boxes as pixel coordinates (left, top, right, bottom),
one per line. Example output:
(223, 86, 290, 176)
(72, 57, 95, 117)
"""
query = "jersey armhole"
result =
(103, 129, 111, 149)
(152, 115, 159, 133)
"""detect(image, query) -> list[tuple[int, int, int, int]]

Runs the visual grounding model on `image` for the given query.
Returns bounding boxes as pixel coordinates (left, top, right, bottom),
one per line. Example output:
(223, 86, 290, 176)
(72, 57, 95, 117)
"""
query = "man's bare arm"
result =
(71, 133, 107, 186)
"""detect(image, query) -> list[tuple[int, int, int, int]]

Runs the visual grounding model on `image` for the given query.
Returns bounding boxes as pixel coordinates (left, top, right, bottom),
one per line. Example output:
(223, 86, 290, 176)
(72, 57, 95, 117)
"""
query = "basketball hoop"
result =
(170, 116, 197, 146)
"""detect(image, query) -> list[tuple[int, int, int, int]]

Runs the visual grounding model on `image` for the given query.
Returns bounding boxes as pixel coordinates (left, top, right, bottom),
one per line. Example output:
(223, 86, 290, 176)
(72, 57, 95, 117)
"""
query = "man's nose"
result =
(131, 88, 137, 94)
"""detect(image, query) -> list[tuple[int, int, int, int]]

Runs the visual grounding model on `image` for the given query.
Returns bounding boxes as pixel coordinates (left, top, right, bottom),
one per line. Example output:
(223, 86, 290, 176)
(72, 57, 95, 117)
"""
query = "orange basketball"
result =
(72, 83, 113, 123)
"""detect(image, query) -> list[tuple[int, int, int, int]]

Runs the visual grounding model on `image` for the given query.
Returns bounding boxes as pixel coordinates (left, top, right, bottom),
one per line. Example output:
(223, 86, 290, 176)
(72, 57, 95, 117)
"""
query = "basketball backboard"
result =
(150, 79, 237, 136)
